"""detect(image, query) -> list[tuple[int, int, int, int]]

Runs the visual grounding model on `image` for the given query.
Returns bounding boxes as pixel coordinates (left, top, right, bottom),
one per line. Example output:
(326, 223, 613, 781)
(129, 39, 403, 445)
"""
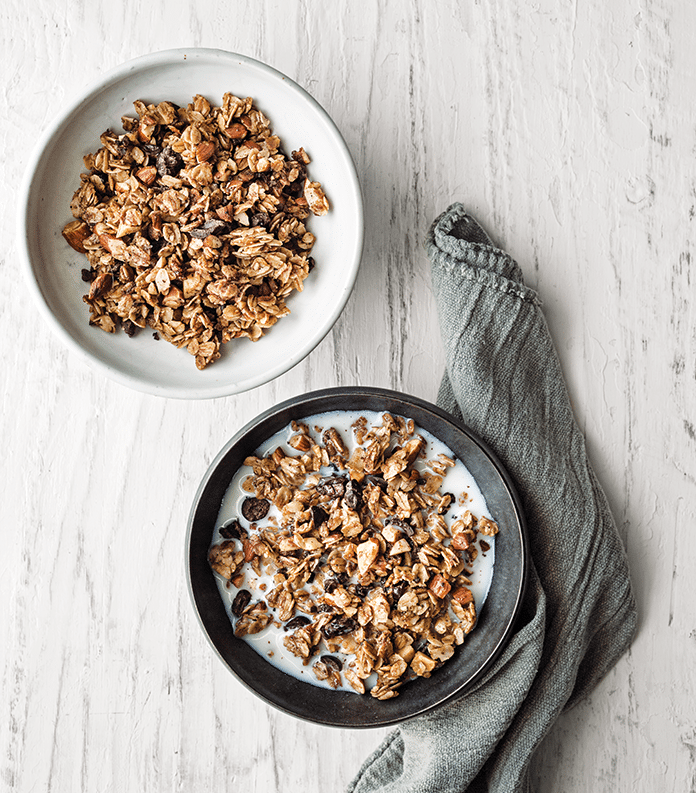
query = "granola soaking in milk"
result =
(208, 411, 499, 699)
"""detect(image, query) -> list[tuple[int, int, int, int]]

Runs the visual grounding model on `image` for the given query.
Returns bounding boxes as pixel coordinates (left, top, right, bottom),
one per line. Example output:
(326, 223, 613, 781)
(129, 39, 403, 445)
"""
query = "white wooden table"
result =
(3, 1, 695, 791)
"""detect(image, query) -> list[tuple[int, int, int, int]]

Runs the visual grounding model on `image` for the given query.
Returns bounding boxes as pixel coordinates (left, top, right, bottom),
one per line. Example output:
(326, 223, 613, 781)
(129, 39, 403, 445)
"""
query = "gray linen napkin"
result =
(348, 204, 637, 793)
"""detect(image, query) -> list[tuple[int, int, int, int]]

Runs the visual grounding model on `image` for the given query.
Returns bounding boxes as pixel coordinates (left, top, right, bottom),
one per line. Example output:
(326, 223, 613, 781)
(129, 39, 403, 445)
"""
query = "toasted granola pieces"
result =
(63, 94, 329, 369)
(208, 412, 500, 698)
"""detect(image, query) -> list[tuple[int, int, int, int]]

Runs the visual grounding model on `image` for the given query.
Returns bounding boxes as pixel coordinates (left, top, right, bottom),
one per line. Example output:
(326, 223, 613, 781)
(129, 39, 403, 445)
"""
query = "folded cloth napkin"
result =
(348, 204, 637, 793)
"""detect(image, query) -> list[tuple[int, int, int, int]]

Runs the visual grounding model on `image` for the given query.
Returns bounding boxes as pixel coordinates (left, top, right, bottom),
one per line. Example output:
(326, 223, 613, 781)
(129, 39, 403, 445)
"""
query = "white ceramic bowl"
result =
(18, 49, 363, 399)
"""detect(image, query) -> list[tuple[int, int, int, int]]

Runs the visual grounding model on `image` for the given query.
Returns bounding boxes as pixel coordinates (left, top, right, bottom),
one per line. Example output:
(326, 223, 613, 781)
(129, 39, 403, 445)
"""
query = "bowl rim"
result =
(186, 386, 529, 727)
(17, 48, 364, 399)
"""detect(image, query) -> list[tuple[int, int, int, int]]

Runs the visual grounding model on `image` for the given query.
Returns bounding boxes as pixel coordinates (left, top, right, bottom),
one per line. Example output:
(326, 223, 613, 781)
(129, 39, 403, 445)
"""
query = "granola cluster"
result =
(208, 413, 499, 699)
(62, 94, 329, 369)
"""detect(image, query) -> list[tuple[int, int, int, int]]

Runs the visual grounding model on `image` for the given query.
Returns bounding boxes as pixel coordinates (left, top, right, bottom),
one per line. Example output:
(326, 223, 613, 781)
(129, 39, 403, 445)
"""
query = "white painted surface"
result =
(2, 1, 695, 791)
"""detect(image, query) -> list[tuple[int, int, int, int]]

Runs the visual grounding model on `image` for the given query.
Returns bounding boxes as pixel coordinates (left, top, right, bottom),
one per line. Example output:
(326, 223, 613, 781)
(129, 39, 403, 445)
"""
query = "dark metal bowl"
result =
(186, 386, 528, 727)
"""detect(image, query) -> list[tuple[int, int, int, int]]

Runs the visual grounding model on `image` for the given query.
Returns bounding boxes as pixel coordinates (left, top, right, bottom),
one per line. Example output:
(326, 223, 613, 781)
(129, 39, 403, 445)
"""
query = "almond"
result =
(224, 122, 247, 140)
(195, 140, 215, 162)
(88, 272, 113, 300)
(62, 220, 90, 253)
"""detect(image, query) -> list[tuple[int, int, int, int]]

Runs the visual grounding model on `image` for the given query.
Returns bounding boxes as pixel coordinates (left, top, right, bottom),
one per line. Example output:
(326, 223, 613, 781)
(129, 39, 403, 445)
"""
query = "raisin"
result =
(323, 577, 339, 594)
(367, 474, 388, 491)
(257, 280, 272, 297)
(286, 177, 305, 198)
(156, 146, 183, 177)
(386, 517, 414, 537)
(317, 604, 335, 613)
(241, 497, 270, 522)
(249, 211, 269, 227)
(284, 615, 311, 631)
(81, 268, 94, 282)
(316, 475, 347, 499)
(321, 655, 343, 673)
(352, 583, 370, 599)
(231, 589, 251, 617)
(343, 479, 362, 511)
(219, 520, 242, 540)
(122, 319, 137, 337)
(321, 617, 357, 639)
(142, 143, 162, 157)
(311, 506, 329, 526)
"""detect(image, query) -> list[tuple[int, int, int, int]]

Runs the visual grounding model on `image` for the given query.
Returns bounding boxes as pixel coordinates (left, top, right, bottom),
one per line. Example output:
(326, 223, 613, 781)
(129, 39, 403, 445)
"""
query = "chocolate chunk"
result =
(156, 146, 183, 177)
(284, 615, 311, 631)
(311, 505, 329, 527)
(241, 497, 270, 522)
(390, 581, 409, 602)
(219, 519, 242, 540)
(231, 589, 251, 617)
(321, 655, 343, 673)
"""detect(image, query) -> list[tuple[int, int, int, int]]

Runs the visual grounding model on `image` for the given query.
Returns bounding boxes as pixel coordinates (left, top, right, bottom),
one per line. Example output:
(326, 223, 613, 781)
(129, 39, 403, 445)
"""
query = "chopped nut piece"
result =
(428, 573, 452, 599)
(411, 651, 437, 677)
(356, 538, 380, 575)
(478, 516, 499, 536)
(451, 586, 474, 606)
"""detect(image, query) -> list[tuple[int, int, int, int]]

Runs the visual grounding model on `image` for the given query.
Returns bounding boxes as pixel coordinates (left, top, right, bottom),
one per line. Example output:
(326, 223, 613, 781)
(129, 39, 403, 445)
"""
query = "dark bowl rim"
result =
(185, 385, 529, 727)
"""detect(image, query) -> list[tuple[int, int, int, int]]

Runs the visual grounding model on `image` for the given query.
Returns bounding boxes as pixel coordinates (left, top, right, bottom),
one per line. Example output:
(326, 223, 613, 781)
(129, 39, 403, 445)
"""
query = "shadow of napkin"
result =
(348, 204, 637, 793)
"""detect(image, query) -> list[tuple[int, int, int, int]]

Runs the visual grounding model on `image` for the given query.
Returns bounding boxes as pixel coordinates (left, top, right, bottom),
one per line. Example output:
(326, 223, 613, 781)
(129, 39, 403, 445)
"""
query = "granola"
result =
(208, 410, 499, 699)
(62, 94, 329, 369)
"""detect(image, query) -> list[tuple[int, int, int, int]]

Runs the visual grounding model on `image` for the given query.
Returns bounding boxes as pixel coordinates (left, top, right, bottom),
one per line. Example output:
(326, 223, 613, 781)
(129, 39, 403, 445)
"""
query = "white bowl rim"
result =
(17, 48, 364, 400)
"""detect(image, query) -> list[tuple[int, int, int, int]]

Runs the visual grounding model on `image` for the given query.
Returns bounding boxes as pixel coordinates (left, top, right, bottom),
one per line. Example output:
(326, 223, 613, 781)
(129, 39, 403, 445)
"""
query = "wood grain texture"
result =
(2, 0, 695, 791)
